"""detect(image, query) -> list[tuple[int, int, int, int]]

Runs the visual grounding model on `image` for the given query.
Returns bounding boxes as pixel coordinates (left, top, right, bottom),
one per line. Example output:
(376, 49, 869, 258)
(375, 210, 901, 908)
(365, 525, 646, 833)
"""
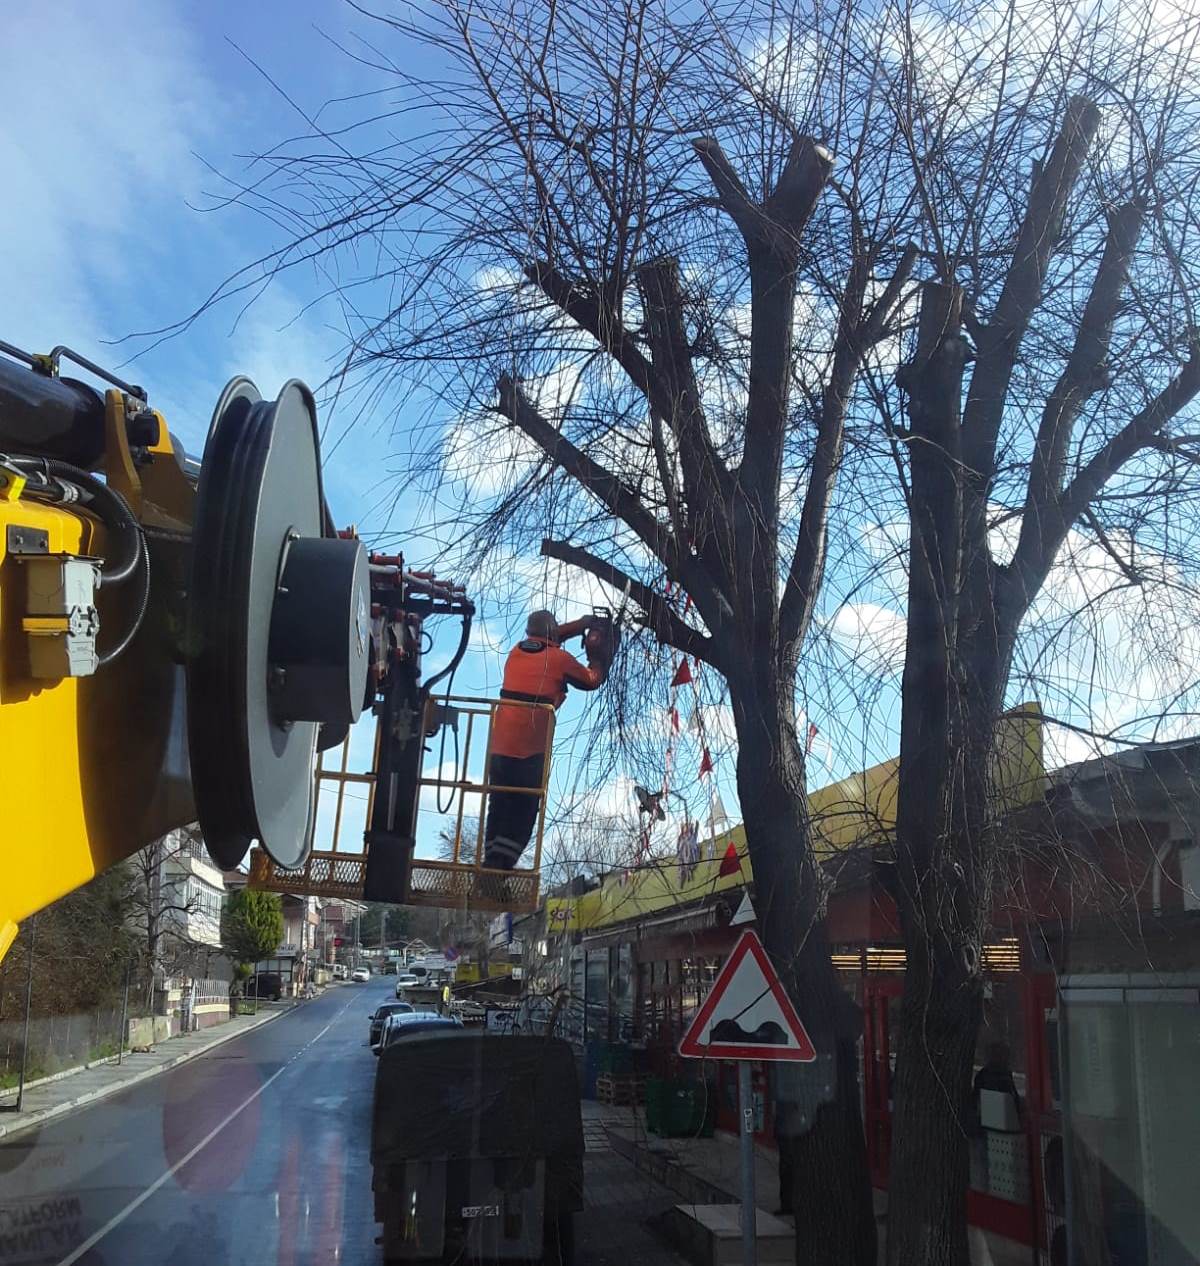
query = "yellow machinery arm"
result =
(1, 384, 196, 960)
(0, 343, 373, 964)
(1, 338, 554, 958)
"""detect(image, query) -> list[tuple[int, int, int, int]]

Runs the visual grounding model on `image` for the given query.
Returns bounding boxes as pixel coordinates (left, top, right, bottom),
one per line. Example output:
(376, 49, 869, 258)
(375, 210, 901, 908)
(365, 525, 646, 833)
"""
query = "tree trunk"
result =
(730, 670, 876, 1266)
(886, 934, 982, 1265)
(888, 280, 983, 1266)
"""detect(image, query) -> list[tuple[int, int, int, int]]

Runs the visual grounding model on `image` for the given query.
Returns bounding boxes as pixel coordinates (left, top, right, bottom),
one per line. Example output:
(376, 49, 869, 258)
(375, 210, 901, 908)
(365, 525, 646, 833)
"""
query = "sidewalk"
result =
(577, 1101, 690, 1266)
(596, 1103, 1028, 1266)
(0, 997, 303, 1143)
(600, 1101, 785, 1211)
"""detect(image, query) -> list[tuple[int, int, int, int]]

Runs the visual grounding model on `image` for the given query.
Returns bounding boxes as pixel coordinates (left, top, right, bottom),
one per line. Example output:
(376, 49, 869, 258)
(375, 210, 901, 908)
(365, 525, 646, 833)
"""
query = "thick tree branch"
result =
(1080, 506, 1143, 587)
(524, 257, 733, 564)
(1016, 199, 1146, 567)
(863, 243, 921, 344)
(962, 97, 1102, 494)
(497, 372, 676, 561)
(691, 134, 835, 588)
(780, 244, 919, 651)
(1146, 432, 1200, 461)
(1009, 344, 1200, 601)
(539, 537, 716, 664)
(635, 256, 733, 512)
(497, 375, 729, 630)
(648, 407, 688, 547)
(523, 261, 656, 397)
(691, 134, 833, 251)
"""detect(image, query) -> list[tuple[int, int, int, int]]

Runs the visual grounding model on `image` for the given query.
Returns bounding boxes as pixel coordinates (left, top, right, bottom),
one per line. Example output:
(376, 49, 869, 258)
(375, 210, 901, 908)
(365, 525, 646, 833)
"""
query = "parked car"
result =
(351, 967, 370, 983)
(378, 1011, 463, 1050)
(332, 964, 348, 981)
(368, 1000, 415, 1050)
(250, 972, 283, 1001)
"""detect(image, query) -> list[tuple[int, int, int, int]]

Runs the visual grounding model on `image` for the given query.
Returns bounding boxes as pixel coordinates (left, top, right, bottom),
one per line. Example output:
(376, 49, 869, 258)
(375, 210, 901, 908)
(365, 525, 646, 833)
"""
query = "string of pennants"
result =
(629, 581, 746, 881)
(621, 579, 826, 893)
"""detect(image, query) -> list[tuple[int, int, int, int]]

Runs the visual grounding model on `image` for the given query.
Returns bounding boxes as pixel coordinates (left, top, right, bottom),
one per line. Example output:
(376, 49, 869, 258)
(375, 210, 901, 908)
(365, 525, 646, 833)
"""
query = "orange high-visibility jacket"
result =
(490, 636, 605, 759)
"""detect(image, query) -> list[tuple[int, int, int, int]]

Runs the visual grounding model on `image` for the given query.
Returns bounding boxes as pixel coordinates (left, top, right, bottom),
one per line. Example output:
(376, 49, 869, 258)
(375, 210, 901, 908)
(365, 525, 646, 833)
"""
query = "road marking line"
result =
(56, 995, 354, 1265)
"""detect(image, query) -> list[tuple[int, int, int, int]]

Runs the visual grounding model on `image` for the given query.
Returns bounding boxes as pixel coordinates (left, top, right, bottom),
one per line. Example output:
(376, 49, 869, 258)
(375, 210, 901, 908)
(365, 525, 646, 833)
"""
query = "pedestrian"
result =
(771, 1065, 798, 1218)
(482, 610, 613, 872)
(972, 1040, 1022, 1123)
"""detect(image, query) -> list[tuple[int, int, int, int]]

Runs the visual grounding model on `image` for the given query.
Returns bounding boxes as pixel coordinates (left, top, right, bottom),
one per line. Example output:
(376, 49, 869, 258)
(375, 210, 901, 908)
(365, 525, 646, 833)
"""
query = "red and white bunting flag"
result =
(718, 839, 741, 877)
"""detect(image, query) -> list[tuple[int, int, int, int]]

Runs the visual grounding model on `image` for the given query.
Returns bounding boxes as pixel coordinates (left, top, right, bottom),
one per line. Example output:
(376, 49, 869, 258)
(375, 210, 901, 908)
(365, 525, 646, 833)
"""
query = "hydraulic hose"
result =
(4, 454, 152, 667)
(7, 456, 142, 585)
(96, 534, 151, 667)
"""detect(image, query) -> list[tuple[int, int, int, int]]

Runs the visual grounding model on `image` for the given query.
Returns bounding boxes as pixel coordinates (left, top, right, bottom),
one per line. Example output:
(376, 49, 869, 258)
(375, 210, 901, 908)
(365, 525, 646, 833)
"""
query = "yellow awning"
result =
(548, 705, 1044, 935)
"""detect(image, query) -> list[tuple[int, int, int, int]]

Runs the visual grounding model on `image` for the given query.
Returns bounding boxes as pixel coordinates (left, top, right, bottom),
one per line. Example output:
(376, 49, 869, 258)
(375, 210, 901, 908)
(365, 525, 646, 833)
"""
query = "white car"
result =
(394, 974, 420, 996)
(351, 967, 370, 983)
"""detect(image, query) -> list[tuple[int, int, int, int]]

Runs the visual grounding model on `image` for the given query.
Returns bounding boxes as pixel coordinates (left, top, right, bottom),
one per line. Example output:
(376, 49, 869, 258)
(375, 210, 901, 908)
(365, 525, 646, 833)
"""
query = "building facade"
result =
(161, 830, 226, 957)
(529, 737, 1200, 1266)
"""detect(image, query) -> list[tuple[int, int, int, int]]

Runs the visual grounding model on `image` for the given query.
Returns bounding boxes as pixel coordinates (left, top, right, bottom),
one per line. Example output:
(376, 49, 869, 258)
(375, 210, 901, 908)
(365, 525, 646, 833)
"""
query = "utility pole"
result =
(0, 916, 37, 1114)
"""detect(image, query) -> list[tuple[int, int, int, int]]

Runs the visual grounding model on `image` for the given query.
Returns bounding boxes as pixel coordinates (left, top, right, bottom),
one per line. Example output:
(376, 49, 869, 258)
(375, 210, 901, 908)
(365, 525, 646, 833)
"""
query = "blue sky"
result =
(1, 0, 712, 863)
(7, 1, 1195, 871)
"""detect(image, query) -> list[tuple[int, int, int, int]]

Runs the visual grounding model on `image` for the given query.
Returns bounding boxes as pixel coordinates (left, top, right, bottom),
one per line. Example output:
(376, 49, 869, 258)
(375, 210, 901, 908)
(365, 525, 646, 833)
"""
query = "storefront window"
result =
(613, 944, 634, 1040)
(585, 948, 609, 1041)
(1059, 989, 1200, 1266)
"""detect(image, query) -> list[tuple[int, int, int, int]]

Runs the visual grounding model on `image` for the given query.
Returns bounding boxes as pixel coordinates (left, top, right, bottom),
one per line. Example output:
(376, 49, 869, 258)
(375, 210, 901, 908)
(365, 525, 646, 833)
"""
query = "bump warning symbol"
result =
(678, 930, 816, 1062)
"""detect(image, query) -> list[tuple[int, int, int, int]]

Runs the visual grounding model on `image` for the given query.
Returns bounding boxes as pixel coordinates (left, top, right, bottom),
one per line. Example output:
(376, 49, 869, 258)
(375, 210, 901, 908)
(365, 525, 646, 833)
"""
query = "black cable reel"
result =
(186, 378, 370, 870)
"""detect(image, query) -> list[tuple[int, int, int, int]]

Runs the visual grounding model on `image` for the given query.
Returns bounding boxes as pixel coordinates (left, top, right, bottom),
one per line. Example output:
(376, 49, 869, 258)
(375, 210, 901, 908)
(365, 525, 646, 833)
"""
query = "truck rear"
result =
(371, 1031, 583, 1263)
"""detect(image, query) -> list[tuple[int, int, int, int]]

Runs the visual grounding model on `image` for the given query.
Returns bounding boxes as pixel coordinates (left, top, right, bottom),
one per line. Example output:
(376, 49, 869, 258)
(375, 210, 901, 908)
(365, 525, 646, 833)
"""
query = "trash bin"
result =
(646, 1079, 715, 1138)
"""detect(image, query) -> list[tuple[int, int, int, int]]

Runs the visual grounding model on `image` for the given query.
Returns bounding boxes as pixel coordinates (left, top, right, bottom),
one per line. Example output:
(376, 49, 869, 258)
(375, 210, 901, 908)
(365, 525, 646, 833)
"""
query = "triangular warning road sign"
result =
(730, 891, 756, 926)
(678, 930, 816, 1062)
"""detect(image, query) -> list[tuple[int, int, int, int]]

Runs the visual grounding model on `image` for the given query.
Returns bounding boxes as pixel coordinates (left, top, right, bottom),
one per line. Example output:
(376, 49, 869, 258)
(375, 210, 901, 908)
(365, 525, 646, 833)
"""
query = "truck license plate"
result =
(460, 1204, 501, 1218)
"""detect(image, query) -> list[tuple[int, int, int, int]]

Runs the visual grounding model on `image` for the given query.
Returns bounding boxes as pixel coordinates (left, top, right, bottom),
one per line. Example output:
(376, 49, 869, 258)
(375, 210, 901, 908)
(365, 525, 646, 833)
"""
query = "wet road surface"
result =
(0, 984, 383, 1266)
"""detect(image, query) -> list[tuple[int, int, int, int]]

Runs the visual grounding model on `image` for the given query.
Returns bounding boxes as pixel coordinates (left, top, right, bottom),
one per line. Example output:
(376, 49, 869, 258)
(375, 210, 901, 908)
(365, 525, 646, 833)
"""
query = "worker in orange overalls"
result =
(483, 609, 613, 870)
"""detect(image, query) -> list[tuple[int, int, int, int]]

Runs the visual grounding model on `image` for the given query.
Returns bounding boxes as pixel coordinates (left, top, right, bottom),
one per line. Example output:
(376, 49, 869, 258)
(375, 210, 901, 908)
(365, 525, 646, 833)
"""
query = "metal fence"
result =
(0, 1002, 144, 1087)
(1, 974, 233, 1089)
(161, 976, 232, 1034)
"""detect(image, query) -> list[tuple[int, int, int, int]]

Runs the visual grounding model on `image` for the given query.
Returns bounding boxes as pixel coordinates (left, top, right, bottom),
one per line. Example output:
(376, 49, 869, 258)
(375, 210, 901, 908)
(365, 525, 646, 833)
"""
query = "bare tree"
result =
(121, 827, 206, 992)
(169, 0, 1200, 1260)
(859, 5, 1200, 1261)
(186, 7, 916, 1254)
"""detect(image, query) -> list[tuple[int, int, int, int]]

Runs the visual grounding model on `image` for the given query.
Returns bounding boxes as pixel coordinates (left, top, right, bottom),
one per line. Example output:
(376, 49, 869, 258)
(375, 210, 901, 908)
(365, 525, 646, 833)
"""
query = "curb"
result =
(0, 1002, 299, 1143)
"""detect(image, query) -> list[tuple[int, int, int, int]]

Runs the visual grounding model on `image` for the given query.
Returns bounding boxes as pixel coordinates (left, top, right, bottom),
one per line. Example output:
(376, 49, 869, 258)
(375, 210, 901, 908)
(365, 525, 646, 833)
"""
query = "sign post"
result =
(678, 929, 816, 1266)
(737, 1060, 757, 1266)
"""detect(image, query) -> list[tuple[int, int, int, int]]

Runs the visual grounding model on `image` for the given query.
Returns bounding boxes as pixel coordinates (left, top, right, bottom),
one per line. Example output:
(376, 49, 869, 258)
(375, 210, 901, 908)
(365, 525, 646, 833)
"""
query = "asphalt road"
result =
(0, 983, 389, 1266)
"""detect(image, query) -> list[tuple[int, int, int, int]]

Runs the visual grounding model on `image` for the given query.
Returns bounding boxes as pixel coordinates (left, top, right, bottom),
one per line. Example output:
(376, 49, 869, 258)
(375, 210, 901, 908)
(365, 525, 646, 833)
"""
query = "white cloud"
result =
(443, 412, 542, 496)
(0, 3, 220, 367)
(828, 602, 907, 673)
(468, 619, 509, 655)
(475, 263, 522, 295)
(1042, 722, 1104, 772)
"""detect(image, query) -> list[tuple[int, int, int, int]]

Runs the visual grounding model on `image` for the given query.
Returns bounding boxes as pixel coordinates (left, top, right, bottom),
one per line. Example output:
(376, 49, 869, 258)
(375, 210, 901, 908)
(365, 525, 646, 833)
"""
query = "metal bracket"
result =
(5, 525, 49, 555)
